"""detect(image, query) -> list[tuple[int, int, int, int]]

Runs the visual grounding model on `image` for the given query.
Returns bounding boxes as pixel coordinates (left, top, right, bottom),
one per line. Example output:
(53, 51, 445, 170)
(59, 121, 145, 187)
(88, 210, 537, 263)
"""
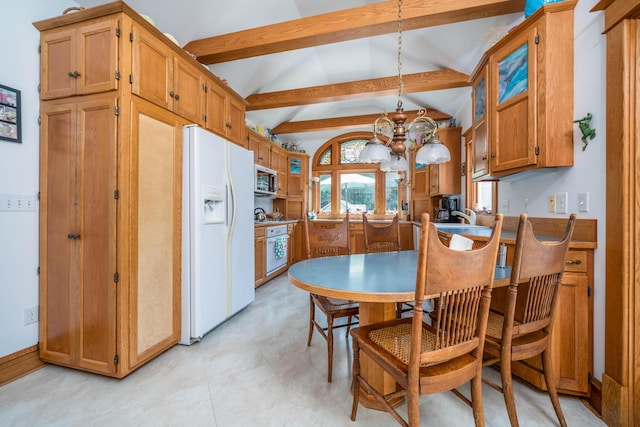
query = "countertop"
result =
(254, 220, 299, 227)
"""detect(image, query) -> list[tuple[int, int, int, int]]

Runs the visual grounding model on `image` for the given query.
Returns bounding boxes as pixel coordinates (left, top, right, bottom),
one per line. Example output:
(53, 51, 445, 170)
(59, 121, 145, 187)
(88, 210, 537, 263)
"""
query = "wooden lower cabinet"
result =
(39, 95, 182, 377)
(505, 249, 593, 396)
(254, 227, 266, 287)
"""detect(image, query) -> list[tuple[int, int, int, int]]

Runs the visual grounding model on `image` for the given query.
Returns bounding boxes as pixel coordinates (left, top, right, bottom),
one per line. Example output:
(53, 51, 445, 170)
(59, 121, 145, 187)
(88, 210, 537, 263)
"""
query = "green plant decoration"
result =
(574, 113, 596, 151)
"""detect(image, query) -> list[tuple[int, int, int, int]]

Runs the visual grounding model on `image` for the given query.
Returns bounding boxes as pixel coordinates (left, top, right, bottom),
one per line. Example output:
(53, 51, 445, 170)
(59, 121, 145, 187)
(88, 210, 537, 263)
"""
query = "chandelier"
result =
(358, 0, 451, 171)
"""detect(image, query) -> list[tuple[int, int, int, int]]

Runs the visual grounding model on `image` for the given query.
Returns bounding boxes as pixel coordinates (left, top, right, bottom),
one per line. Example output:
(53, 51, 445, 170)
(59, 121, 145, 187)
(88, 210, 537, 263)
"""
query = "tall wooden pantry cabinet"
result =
(34, 2, 245, 377)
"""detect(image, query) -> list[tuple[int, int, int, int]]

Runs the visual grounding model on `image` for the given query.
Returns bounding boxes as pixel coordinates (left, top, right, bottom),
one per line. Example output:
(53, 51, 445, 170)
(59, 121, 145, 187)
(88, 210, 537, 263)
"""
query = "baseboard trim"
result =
(0, 345, 45, 387)
(581, 377, 602, 417)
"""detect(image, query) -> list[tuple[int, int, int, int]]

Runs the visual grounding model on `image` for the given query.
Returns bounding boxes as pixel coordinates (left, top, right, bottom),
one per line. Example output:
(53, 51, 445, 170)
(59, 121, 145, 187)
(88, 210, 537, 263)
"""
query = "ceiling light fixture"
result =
(358, 0, 451, 171)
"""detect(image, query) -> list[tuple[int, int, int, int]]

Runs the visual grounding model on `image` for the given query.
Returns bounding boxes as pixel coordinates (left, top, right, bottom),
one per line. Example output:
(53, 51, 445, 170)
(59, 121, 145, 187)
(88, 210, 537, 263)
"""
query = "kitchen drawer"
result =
(255, 227, 266, 237)
(564, 250, 587, 273)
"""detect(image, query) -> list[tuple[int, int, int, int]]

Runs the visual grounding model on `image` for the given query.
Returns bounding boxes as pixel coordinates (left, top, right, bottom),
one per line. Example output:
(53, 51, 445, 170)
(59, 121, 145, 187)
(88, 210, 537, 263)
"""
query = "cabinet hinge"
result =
(588, 372, 592, 383)
(38, 116, 41, 125)
(115, 70, 120, 80)
(37, 83, 41, 93)
(114, 106, 119, 116)
(37, 266, 40, 275)
(534, 146, 540, 155)
(115, 27, 120, 37)
(588, 286, 592, 297)
(114, 189, 119, 199)
(129, 74, 133, 84)
(535, 34, 540, 44)
(38, 44, 41, 54)
(114, 272, 119, 283)
(114, 354, 119, 366)
(130, 32, 134, 42)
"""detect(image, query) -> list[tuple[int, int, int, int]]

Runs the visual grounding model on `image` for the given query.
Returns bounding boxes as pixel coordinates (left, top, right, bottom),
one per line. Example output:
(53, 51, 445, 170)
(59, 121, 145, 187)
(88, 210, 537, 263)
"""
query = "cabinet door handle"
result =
(73, 71, 81, 78)
(565, 259, 582, 265)
(68, 71, 75, 78)
(67, 233, 80, 240)
(174, 94, 180, 100)
(226, 123, 232, 129)
(490, 153, 496, 158)
(482, 156, 487, 160)
(169, 91, 175, 98)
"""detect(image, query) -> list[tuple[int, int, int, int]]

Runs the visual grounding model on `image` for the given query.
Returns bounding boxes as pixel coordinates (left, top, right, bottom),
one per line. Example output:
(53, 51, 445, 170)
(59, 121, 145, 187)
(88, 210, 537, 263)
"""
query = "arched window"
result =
(311, 132, 406, 217)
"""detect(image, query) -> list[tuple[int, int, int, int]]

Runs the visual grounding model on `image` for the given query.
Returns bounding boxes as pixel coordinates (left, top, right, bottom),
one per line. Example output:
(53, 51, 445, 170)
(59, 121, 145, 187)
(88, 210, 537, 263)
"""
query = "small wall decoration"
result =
(0, 84, 21, 143)
(574, 113, 595, 151)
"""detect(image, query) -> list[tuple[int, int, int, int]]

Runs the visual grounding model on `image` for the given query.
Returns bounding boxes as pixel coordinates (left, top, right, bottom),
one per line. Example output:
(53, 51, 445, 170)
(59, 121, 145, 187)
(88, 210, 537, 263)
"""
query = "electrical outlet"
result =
(556, 192, 568, 214)
(523, 198, 529, 212)
(501, 199, 510, 213)
(24, 306, 38, 325)
(548, 194, 556, 213)
(578, 192, 589, 212)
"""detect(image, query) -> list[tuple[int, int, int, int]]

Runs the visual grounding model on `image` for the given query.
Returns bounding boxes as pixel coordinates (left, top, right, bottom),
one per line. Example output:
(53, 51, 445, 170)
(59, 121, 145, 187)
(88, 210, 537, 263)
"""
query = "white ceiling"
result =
(75, 0, 524, 147)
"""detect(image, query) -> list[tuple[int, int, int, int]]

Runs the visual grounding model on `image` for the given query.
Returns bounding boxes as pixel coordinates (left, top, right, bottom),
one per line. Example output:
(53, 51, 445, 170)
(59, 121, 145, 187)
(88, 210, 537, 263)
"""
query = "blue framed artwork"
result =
(289, 157, 301, 174)
(474, 77, 486, 121)
(0, 84, 21, 143)
(498, 43, 528, 104)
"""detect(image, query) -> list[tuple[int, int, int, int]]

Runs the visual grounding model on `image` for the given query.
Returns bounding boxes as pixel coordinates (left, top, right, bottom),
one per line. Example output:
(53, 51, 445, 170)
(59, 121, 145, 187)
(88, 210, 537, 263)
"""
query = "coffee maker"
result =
(435, 196, 460, 223)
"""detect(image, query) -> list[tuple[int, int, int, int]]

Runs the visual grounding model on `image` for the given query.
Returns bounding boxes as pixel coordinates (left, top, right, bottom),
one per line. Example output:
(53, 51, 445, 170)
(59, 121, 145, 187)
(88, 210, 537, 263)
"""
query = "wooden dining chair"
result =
(482, 213, 576, 427)
(350, 213, 503, 427)
(305, 213, 359, 383)
(361, 214, 409, 318)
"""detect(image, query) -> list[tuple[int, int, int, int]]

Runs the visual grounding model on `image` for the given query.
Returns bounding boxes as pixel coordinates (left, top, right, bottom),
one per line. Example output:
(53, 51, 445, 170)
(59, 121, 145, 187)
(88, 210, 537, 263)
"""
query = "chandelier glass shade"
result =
(358, 0, 451, 171)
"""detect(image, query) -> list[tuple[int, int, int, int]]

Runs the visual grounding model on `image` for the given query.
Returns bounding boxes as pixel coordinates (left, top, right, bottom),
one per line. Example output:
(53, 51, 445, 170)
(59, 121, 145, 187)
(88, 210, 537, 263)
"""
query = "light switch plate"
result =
(578, 192, 589, 212)
(556, 192, 568, 214)
(548, 194, 556, 213)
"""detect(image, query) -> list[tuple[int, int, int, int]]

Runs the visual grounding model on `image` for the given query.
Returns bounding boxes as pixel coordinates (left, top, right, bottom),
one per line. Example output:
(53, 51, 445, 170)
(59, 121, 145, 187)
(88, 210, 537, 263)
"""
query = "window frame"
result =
(311, 132, 405, 217)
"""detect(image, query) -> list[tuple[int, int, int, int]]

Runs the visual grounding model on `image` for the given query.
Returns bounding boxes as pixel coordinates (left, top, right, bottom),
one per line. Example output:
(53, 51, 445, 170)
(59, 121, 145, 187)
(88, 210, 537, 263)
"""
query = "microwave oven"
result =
(254, 164, 278, 196)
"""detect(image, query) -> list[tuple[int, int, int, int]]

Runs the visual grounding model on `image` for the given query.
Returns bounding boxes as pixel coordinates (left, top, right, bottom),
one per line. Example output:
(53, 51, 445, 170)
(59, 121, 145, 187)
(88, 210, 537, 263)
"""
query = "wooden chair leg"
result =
(307, 295, 315, 347)
(471, 373, 486, 427)
(345, 315, 352, 338)
(327, 314, 334, 383)
(396, 302, 403, 319)
(350, 339, 361, 421)
(500, 356, 520, 427)
(542, 349, 567, 427)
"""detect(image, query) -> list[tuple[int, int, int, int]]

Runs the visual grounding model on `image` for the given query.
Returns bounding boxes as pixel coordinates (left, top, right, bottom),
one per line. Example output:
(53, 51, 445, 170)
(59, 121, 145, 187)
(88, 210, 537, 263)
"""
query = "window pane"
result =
(319, 148, 331, 165)
(385, 172, 399, 212)
(319, 174, 332, 212)
(476, 181, 493, 212)
(340, 140, 367, 164)
(339, 173, 374, 213)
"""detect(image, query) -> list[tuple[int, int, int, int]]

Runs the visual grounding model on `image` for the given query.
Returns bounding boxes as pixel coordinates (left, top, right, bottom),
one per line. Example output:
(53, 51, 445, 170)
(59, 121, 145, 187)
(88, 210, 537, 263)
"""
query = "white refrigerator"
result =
(180, 125, 255, 345)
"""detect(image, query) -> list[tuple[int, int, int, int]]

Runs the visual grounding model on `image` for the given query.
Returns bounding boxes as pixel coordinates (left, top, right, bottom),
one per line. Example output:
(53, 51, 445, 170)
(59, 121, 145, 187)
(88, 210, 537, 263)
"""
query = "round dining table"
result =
(288, 250, 511, 410)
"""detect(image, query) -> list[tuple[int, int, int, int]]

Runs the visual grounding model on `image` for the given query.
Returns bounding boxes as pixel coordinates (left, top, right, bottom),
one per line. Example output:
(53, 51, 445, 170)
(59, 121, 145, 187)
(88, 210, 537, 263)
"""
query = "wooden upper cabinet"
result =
(470, 59, 491, 180)
(40, 16, 119, 100)
(247, 128, 271, 167)
(171, 58, 204, 124)
(131, 24, 203, 124)
(428, 127, 461, 196)
(131, 24, 172, 109)
(204, 79, 246, 146)
(486, 1, 575, 176)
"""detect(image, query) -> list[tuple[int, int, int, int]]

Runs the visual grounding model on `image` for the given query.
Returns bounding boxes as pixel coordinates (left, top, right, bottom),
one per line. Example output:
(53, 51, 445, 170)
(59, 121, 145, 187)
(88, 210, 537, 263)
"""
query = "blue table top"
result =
(288, 251, 511, 303)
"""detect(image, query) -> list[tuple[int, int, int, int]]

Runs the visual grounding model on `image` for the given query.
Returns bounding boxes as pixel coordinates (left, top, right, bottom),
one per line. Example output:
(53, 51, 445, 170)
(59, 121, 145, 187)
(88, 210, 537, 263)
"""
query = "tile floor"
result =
(1, 273, 605, 426)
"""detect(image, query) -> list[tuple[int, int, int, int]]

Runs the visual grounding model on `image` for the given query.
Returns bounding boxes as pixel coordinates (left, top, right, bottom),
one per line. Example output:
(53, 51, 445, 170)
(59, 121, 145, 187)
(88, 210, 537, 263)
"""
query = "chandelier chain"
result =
(397, 0, 403, 109)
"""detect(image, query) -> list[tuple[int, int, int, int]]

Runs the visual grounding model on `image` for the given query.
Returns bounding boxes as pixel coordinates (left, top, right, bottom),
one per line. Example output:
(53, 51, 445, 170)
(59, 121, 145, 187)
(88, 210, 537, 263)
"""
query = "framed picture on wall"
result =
(0, 84, 21, 143)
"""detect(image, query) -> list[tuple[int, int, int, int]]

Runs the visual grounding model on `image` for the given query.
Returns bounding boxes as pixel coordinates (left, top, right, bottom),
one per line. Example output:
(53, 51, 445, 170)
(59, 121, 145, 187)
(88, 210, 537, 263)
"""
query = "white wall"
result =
(0, 0, 76, 358)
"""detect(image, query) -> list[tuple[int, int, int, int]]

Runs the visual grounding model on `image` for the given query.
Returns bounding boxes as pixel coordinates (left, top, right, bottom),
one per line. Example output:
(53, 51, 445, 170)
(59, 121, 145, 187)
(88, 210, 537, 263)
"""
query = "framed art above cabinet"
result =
(0, 84, 20, 143)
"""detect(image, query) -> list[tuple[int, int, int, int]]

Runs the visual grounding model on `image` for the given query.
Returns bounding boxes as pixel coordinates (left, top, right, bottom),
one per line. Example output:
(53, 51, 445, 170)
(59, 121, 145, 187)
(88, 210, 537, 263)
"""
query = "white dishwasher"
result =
(265, 225, 289, 275)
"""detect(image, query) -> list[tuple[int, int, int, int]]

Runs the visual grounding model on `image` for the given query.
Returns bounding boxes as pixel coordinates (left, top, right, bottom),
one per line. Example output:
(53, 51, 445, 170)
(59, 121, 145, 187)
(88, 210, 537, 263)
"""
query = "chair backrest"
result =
(412, 213, 503, 366)
(506, 213, 576, 336)
(362, 214, 401, 253)
(305, 213, 351, 259)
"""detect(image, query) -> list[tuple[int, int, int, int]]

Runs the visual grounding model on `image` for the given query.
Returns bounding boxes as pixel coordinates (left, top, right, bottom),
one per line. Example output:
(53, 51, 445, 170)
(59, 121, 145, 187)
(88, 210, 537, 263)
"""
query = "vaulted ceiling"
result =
(75, 0, 527, 148)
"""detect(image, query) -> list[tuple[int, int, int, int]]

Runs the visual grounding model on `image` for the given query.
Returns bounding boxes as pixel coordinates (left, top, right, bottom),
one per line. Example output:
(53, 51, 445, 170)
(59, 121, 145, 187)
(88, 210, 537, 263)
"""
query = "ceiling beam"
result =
(184, 0, 526, 64)
(246, 70, 470, 111)
(271, 109, 452, 134)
